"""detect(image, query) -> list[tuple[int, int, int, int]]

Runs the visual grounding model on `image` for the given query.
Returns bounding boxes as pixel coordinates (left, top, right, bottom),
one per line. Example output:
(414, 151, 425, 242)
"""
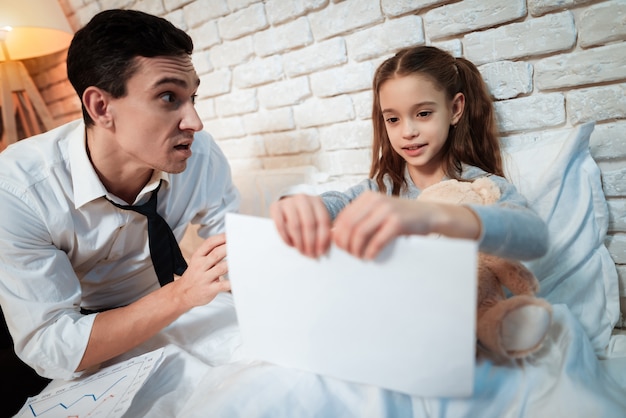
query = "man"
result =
(0, 9, 238, 380)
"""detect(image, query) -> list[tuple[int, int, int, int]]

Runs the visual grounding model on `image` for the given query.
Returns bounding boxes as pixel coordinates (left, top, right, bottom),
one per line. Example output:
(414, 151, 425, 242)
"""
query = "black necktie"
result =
(109, 180, 187, 286)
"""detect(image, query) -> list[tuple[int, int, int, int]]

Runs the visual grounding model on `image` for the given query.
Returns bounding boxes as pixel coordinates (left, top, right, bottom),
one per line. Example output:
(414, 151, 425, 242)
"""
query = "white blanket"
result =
(106, 293, 626, 418)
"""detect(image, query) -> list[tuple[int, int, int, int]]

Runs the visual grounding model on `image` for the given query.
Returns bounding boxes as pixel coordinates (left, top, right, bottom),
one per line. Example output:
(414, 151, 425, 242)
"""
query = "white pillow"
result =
(503, 122, 620, 355)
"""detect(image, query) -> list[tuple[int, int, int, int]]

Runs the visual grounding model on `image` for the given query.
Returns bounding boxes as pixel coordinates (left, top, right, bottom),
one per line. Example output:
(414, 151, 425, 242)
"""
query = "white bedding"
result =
(34, 123, 626, 417)
(109, 295, 626, 418)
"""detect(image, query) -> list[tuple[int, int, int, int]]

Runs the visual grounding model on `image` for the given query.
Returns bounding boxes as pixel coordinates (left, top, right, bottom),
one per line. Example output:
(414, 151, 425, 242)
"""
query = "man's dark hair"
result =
(67, 9, 194, 126)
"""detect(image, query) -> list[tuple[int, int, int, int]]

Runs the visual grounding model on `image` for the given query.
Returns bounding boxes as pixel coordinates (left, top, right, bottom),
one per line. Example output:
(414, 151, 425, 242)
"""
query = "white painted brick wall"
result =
(27, 0, 626, 307)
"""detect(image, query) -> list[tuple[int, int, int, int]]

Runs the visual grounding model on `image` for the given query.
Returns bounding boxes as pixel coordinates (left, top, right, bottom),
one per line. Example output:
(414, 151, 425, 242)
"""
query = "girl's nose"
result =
(402, 119, 418, 139)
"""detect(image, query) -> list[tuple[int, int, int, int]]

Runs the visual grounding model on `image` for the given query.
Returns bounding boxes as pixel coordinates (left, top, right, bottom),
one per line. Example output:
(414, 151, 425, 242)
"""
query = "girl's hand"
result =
(333, 191, 480, 260)
(270, 194, 332, 258)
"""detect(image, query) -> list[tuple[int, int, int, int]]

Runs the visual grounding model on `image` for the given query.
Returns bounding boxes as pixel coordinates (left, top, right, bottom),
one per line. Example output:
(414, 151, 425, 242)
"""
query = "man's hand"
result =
(175, 233, 231, 309)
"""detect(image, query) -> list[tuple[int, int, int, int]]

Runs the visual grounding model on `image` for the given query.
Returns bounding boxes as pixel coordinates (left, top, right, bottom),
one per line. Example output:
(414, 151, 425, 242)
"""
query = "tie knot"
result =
(109, 181, 161, 217)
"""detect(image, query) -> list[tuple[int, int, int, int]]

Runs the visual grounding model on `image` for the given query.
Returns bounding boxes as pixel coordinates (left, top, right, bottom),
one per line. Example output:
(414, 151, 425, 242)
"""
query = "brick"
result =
(210, 37, 254, 68)
(183, 0, 228, 28)
(606, 233, 626, 264)
(100, 0, 134, 10)
(258, 76, 311, 109)
(216, 135, 267, 159)
(229, 157, 264, 173)
(219, 3, 268, 40)
(163, 0, 190, 11)
(319, 120, 372, 151)
(600, 166, 626, 198)
(425, 0, 525, 40)
(244, 108, 295, 134)
(590, 121, 626, 160)
(73, 3, 102, 28)
(203, 115, 246, 140)
(479, 61, 533, 100)
(567, 84, 626, 124)
(195, 99, 216, 120)
(164, 9, 188, 31)
(309, 0, 383, 41)
(254, 17, 313, 57)
(616, 265, 626, 298)
(283, 38, 347, 77)
(294, 95, 355, 128)
(189, 21, 221, 50)
(494, 93, 565, 133)
(262, 154, 316, 169)
(134, 0, 166, 15)
(192, 50, 213, 75)
(310, 61, 374, 97)
(346, 15, 424, 62)
(264, 129, 321, 155)
(536, 44, 626, 90)
(265, 0, 327, 25)
(215, 89, 258, 117)
(315, 148, 371, 176)
(528, 0, 595, 17)
(608, 199, 626, 232)
(431, 39, 463, 57)
(352, 90, 373, 120)
(382, 0, 447, 17)
(233, 55, 284, 88)
(465, 11, 576, 65)
(198, 69, 232, 98)
(579, 0, 626, 48)
(228, 0, 260, 12)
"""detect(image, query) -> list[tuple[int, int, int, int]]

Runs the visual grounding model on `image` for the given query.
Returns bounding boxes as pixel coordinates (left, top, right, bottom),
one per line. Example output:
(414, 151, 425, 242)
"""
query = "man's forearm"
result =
(76, 284, 188, 371)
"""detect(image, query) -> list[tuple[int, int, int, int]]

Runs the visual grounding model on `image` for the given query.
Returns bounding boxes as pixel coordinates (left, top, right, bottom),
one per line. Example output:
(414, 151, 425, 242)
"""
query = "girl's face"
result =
(379, 74, 464, 187)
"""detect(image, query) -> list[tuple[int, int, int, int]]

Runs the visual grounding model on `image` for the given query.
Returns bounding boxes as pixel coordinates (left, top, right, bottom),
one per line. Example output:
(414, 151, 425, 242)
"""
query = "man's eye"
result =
(161, 93, 176, 103)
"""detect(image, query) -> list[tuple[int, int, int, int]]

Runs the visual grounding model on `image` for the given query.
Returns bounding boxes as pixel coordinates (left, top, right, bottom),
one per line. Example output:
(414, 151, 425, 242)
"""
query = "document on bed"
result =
(226, 213, 478, 397)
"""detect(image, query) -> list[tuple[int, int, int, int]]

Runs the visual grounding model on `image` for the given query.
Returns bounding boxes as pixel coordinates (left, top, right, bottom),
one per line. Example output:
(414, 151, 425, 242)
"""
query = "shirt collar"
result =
(69, 123, 170, 209)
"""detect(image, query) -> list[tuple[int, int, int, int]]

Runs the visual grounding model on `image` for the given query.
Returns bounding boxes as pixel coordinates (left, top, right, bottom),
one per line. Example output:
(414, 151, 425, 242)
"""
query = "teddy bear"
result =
(417, 177, 552, 359)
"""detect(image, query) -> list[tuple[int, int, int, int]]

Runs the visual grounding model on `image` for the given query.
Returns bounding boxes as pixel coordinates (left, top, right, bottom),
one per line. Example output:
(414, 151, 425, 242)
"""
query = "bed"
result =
(25, 122, 626, 417)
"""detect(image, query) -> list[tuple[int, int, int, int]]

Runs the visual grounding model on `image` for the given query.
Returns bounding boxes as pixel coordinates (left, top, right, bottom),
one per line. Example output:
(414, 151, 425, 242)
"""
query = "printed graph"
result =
(15, 348, 163, 418)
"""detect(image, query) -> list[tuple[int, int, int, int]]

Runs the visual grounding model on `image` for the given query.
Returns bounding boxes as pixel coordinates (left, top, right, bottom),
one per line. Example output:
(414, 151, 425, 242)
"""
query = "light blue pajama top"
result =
(320, 165, 548, 261)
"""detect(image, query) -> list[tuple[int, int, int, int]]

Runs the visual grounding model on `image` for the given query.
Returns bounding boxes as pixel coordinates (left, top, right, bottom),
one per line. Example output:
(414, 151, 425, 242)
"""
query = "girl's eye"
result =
(385, 117, 399, 124)
(417, 111, 432, 118)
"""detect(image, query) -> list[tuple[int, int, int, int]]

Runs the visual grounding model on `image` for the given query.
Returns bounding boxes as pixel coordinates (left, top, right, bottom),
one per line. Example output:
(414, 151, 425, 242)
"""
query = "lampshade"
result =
(0, 0, 73, 61)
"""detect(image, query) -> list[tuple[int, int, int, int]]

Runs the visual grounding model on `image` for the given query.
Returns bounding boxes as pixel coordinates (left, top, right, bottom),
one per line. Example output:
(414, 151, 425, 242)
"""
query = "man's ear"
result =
(82, 87, 113, 128)
(450, 92, 465, 126)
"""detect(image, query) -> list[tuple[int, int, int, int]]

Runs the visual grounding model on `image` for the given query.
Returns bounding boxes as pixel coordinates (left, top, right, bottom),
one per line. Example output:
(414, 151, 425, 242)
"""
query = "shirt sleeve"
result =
(0, 185, 94, 379)
(468, 175, 549, 260)
(320, 179, 379, 220)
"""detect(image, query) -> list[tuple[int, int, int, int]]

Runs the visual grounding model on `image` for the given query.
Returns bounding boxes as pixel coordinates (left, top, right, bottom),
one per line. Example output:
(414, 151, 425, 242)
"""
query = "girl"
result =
(270, 46, 548, 262)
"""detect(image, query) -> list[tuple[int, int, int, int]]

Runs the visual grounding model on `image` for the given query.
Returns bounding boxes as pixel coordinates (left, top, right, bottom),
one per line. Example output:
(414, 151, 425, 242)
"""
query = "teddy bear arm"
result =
(480, 254, 539, 295)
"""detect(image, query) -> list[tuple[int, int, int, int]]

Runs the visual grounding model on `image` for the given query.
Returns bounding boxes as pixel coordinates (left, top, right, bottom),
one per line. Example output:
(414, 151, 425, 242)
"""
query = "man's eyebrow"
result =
(153, 77, 201, 89)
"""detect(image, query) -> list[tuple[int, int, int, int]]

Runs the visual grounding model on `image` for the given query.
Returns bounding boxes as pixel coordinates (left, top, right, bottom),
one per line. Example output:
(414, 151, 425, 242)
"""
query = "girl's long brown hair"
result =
(370, 46, 503, 195)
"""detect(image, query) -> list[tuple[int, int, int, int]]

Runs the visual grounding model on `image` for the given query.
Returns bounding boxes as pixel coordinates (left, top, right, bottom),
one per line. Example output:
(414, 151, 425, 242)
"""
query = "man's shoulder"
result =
(0, 120, 82, 185)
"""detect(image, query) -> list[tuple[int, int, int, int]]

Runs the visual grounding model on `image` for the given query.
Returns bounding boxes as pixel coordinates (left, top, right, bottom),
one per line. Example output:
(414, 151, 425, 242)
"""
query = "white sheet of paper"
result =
(226, 213, 477, 397)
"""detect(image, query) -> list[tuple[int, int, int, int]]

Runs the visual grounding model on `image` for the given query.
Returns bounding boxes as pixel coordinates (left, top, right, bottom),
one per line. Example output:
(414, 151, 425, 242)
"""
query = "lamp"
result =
(0, 0, 73, 148)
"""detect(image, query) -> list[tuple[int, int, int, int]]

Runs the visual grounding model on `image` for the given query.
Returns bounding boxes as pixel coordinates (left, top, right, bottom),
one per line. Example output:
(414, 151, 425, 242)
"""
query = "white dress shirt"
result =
(0, 120, 240, 379)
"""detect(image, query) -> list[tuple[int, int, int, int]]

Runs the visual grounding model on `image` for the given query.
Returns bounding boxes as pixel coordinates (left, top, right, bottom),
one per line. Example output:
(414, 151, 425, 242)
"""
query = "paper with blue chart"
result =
(15, 348, 163, 418)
